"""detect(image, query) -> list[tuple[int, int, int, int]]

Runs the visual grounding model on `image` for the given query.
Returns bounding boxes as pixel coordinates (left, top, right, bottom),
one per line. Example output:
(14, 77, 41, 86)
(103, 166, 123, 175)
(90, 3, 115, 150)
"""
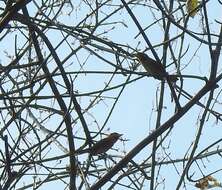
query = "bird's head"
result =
(109, 132, 122, 140)
(134, 52, 148, 62)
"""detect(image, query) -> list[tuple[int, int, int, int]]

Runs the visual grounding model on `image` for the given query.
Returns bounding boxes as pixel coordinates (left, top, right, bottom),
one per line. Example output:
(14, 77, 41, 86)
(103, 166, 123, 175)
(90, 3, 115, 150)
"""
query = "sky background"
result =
(1, 0, 222, 189)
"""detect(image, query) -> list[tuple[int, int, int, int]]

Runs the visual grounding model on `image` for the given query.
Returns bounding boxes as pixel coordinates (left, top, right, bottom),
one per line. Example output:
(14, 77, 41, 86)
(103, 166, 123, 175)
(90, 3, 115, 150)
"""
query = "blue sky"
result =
(1, 0, 222, 189)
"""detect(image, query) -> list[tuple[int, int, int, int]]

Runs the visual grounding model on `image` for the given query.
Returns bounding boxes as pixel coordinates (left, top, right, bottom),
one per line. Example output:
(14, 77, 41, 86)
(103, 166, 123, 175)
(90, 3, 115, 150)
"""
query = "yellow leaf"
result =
(186, 0, 198, 17)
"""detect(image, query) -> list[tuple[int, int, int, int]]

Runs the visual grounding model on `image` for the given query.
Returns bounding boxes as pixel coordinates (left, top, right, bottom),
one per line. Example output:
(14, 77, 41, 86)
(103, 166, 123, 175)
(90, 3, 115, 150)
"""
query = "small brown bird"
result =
(135, 52, 177, 82)
(76, 132, 122, 156)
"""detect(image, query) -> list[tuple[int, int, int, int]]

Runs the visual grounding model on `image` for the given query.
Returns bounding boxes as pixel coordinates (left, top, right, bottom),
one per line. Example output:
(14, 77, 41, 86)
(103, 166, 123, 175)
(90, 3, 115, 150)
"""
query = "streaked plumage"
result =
(135, 52, 177, 82)
(77, 132, 122, 156)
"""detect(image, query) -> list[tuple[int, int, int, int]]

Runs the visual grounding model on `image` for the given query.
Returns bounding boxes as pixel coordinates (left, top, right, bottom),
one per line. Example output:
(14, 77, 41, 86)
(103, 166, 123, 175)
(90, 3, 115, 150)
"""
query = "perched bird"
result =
(186, 0, 199, 17)
(135, 52, 178, 82)
(76, 132, 122, 156)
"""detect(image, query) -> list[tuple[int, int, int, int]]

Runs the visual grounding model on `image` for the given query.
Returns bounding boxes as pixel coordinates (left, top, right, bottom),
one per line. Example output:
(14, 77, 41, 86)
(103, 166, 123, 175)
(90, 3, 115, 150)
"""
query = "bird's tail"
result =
(168, 75, 178, 82)
(74, 148, 90, 155)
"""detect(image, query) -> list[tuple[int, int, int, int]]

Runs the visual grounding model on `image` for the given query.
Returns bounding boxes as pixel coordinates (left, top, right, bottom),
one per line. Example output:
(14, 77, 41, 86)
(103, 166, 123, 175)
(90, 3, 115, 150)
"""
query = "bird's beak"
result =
(132, 54, 140, 61)
(132, 53, 138, 58)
